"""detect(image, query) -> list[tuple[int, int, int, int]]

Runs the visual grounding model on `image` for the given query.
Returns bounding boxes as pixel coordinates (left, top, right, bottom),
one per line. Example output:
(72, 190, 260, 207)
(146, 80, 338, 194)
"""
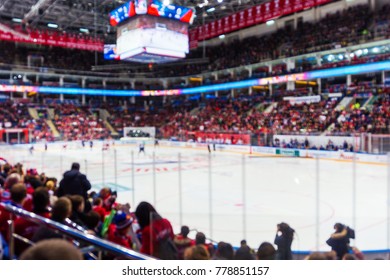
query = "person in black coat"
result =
(326, 223, 351, 260)
(57, 163, 91, 212)
(274, 222, 295, 260)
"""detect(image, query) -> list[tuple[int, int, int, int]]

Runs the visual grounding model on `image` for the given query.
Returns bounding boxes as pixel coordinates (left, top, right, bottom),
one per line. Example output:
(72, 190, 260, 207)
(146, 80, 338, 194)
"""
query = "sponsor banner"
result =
(203, 23, 210, 40)
(328, 93, 343, 98)
(283, 0, 295, 15)
(195, 143, 209, 148)
(238, 10, 246, 28)
(272, 0, 283, 19)
(190, 0, 331, 41)
(216, 19, 224, 35)
(215, 144, 226, 151)
(354, 93, 372, 98)
(184, 142, 196, 148)
(230, 13, 239, 31)
(227, 145, 251, 153)
(252, 146, 276, 154)
(195, 132, 250, 145)
(276, 149, 300, 157)
(337, 151, 363, 161)
(188, 29, 198, 49)
(254, 4, 264, 23)
(283, 95, 321, 104)
(197, 25, 205, 41)
(168, 141, 185, 147)
(293, 0, 304, 12)
(189, 40, 198, 49)
(316, 0, 332, 5)
(263, 1, 274, 22)
(304, 0, 316, 10)
(258, 73, 307, 85)
(223, 16, 231, 33)
(300, 149, 336, 159)
(246, 7, 255, 26)
(0, 29, 103, 51)
(209, 21, 217, 37)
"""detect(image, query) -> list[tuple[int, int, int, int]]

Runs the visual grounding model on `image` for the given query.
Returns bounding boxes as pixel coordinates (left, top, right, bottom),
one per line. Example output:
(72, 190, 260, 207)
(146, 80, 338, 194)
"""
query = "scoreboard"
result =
(108, 0, 194, 63)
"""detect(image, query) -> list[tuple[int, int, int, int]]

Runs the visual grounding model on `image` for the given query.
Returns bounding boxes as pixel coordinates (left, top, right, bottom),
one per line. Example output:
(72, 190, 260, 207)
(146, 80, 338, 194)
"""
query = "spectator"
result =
(212, 241, 234, 260)
(342, 253, 357, 260)
(274, 222, 295, 260)
(195, 231, 215, 256)
(57, 162, 91, 212)
(326, 223, 351, 260)
(20, 239, 83, 260)
(234, 239, 255, 260)
(68, 195, 88, 228)
(0, 183, 27, 240)
(304, 252, 327, 260)
(256, 242, 276, 260)
(32, 197, 72, 243)
(173, 225, 195, 260)
(14, 187, 51, 256)
(107, 210, 137, 251)
(135, 201, 176, 259)
(184, 244, 210, 260)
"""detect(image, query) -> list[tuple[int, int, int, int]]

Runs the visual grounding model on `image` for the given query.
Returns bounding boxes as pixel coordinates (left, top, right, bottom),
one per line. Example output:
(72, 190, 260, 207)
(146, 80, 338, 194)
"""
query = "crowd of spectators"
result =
(0, 101, 53, 142)
(264, 99, 339, 135)
(1, 88, 389, 144)
(159, 4, 380, 78)
(160, 95, 266, 138)
(0, 160, 367, 260)
(331, 93, 390, 135)
(51, 103, 111, 141)
(273, 138, 354, 152)
(0, 4, 388, 81)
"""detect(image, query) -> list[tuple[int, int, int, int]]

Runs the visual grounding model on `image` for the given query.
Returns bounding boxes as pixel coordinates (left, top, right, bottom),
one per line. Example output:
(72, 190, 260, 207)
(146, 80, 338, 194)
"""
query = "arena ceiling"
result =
(0, 0, 266, 40)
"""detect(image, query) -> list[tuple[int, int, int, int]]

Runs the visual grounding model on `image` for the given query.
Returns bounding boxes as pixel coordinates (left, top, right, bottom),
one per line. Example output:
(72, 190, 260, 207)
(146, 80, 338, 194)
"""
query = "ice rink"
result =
(1, 141, 389, 253)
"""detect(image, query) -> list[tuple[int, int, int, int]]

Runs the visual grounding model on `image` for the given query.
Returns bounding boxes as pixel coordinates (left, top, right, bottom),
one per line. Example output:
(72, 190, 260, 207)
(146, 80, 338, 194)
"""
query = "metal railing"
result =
(0, 203, 155, 260)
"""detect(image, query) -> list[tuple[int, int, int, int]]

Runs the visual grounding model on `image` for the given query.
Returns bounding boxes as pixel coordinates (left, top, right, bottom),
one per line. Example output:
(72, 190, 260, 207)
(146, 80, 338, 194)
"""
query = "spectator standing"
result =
(326, 223, 351, 260)
(235, 239, 255, 260)
(135, 201, 176, 259)
(57, 163, 91, 212)
(274, 222, 295, 260)
(173, 225, 195, 260)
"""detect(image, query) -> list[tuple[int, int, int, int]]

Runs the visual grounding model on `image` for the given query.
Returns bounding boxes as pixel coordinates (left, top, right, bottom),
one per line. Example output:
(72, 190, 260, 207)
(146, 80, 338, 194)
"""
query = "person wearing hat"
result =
(107, 211, 139, 251)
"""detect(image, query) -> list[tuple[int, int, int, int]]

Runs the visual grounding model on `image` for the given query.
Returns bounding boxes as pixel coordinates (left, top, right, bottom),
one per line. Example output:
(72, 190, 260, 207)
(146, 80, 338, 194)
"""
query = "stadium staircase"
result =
(254, 102, 267, 112)
(362, 95, 378, 110)
(334, 96, 354, 111)
(190, 107, 200, 116)
(104, 120, 119, 137)
(263, 102, 278, 114)
(45, 120, 60, 139)
(99, 109, 119, 137)
(27, 108, 39, 120)
(47, 108, 55, 120)
(322, 123, 335, 136)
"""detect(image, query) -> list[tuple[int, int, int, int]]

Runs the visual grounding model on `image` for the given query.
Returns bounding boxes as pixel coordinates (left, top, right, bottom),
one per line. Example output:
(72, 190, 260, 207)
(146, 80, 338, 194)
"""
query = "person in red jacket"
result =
(135, 201, 175, 259)
(107, 210, 134, 250)
(0, 183, 27, 241)
(14, 187, 51, 256)
(174, 225, 195, 260)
